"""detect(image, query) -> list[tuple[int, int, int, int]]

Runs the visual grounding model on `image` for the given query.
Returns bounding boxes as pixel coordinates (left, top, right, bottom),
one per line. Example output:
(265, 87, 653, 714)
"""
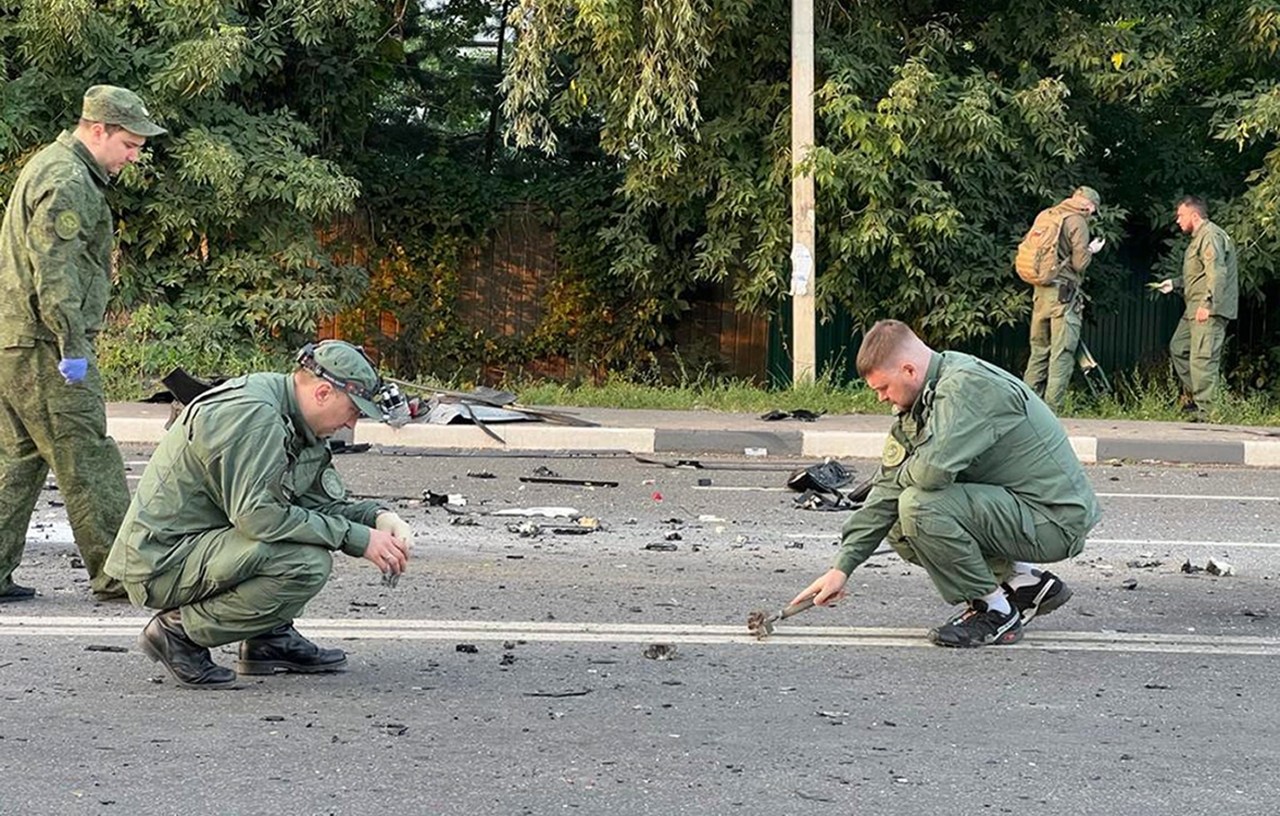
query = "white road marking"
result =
(1087, 538, 1280, 550)
(693, 487, 1280, 502)
(1, 616, 1278, 657)
(1097, 492, 1280, 502)
(782, 532, 1280, 550)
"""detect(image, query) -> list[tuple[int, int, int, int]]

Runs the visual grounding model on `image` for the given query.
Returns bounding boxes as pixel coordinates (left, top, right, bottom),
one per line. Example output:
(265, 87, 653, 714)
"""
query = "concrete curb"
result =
(102, 412, 1280, 467)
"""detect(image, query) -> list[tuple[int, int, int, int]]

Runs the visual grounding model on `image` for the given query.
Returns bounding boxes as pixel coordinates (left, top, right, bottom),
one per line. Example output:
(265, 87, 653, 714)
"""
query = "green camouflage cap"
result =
(304, 340, 382, 418)
(1073, 185, 1101, 209)
(81, 85, 166, 137)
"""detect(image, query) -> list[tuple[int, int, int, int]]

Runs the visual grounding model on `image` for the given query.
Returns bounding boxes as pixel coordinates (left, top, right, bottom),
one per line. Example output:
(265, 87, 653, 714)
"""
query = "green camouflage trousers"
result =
(0, 342, 127, 596)
(122, 529, 333, 646)
(1169, 314, 1229, 409)
(887, 484, 1088, 604)
(1023, 285, 1082, 411)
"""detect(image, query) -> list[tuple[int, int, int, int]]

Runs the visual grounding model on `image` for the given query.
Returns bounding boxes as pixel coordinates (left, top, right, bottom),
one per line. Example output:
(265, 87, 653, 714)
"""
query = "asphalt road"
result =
(3, 447, 1279, 815)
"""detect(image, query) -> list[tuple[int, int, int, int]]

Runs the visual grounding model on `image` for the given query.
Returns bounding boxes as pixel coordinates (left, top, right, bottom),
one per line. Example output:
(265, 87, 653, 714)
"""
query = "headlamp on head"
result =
(295, 342, 411, 428)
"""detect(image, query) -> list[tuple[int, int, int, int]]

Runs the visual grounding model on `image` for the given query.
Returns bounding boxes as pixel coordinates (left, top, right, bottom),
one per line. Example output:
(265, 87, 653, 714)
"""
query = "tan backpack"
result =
(1014, 207, 1067, 286)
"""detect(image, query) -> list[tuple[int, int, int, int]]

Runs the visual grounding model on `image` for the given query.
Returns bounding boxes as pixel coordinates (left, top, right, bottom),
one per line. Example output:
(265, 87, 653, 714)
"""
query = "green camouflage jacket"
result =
(0, 131, 113, 358)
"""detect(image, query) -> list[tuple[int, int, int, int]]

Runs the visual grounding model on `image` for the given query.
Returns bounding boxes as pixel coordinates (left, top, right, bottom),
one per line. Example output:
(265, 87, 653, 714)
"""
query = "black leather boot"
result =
(236, 624, 348, 675)
(138, 609, 237, 689)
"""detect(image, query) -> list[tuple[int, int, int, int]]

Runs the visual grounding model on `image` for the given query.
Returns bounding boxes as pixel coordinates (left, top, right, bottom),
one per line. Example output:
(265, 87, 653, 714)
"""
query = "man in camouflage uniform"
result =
(1022, 186, 1106, 412)
(793, 320, 1101, 648)
(106, 340, 415, 689)
(1155, 195, 1238, 418)
(0, 86, 165, 603)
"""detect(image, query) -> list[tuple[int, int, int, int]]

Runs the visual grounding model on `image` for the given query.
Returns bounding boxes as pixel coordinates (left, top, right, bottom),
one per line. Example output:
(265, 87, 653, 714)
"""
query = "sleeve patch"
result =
(320, 468, 347, 500)
(54, 210, 81, 240)
(881, 436, 907, 468)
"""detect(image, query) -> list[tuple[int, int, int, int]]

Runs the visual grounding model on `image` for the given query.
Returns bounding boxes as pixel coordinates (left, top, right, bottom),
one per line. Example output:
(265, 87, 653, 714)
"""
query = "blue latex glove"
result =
(58, 357, 88, 384)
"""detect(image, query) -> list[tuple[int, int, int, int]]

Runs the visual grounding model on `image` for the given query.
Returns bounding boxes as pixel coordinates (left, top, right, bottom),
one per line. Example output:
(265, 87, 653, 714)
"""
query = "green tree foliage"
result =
(0, 0, 398, 365)
(333, 0, 647, 382)
(500, 0, 1280, 375)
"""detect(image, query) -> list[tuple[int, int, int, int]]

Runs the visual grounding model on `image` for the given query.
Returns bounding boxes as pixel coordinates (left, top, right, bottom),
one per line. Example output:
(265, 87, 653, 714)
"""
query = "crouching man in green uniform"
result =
(791, 320, 1101, 647)
(106, 340, 415, 689)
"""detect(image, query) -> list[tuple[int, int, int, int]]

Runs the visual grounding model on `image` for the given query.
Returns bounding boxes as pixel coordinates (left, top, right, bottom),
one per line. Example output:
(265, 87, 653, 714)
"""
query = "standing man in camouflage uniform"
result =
(1154, 195, 1238, 418)
(0, 86, 165, 603)
(106, 340, 415, 689)
(792, 320, 1101, 647)
(1021, 186, 1106, 411)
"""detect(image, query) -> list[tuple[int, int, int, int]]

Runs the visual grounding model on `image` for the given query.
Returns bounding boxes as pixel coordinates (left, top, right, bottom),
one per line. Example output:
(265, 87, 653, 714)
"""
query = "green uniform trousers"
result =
(1023, 287, 1081, 411)
(888, 484, 1087, 604)
(1169, 314, 1228, 409)
(0, 342, 127, 595)
(122, 528, 333, 647)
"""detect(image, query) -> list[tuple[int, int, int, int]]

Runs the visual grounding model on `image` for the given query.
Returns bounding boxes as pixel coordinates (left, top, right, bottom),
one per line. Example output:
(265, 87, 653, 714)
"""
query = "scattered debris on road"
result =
(518, 475, 619, 488)
(492, 507, 580, 519)
(423, 490, 467, 507)
(759, 409, 824, 422)
(1182, 557, 1235, 576)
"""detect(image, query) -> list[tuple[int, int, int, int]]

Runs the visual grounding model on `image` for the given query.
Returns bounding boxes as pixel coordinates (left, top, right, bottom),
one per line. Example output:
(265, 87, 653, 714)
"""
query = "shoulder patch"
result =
(320, 468, 347, 500)
(54, 210, 81, 240)
(882, 436, 907, 468)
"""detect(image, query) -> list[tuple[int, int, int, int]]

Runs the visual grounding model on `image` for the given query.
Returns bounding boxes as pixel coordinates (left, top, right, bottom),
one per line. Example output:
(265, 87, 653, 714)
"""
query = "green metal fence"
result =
(769, 277, 1187, 387)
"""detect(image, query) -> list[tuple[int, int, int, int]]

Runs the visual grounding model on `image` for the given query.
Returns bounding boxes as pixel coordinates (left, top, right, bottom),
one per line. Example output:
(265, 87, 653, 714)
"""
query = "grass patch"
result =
(1061, 368, 1280, 425)
(98, 313, 288, 401)
(513, 371, 886, 415)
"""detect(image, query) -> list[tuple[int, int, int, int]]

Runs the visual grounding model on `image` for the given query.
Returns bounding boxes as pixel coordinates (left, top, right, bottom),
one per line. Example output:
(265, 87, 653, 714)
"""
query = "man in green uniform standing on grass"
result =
(792, 320, 1101, 647)
(1154, 195, 1238, 419)
(0, 85, 165, 603)
(106, 340, 415, 689)
(1021, 186, 1106, 412)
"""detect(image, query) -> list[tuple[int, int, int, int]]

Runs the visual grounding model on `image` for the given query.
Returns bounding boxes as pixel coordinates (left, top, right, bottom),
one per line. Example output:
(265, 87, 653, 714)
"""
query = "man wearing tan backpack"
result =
(1017, 186, 1105, 411)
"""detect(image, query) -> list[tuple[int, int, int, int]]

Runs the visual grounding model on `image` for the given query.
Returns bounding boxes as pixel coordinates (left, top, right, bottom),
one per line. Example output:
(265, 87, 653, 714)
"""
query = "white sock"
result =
(1006, 564, 1041, 590)
(981, 588, 1012, 615)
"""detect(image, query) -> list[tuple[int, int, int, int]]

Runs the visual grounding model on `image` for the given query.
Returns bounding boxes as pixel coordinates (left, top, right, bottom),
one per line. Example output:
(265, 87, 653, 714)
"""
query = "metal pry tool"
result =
(746, 597, 816, 640)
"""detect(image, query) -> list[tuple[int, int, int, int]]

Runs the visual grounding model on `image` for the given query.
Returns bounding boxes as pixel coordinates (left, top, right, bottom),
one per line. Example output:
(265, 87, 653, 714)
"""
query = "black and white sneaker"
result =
(1003, 569, 1072, 625)
(929, 600, 1022, 648)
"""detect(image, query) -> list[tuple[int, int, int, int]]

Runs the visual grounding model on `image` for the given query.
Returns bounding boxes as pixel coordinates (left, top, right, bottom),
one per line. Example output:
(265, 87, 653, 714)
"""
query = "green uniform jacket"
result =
(1179, 220, 1238, 320)
(1053, 199, 1092, 287)
(0, 131, 113, 358)
(106, 373, 385, 583)
(835, 352, 1101, 575)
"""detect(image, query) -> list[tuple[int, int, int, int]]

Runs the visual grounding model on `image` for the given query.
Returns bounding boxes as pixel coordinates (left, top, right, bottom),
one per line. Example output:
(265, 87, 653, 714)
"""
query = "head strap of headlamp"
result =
(296, 342, 378, 400)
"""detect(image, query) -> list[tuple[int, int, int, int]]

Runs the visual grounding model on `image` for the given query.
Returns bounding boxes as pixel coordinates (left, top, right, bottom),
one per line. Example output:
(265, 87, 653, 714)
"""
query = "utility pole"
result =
(790, 0, 817, 384)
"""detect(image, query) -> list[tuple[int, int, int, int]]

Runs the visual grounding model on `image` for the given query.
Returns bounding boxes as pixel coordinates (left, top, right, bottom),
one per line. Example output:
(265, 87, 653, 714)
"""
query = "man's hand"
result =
(376, 511, 415, 551)
(1088, 236, 1106, 254)
(58, 358, 87, 384)
(1196, 305, 1211, 323)
(365, 527, 410, 576)
(790, 568, 849, 607)
(1155, 279, 1174, 295)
